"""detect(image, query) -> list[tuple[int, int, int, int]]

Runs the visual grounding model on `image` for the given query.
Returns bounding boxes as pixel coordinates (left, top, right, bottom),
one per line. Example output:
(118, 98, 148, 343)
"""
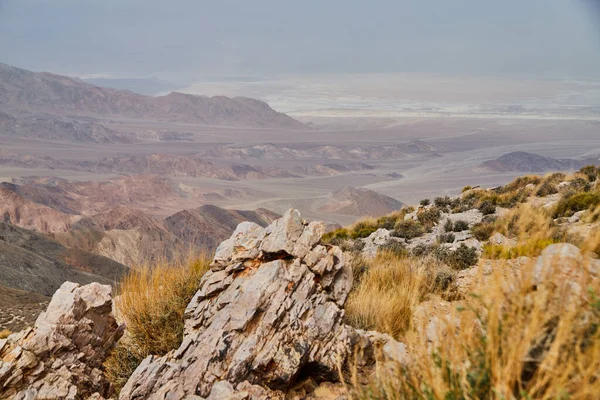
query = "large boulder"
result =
(120, 209, 395, 400)
(0, 282, 124, 400)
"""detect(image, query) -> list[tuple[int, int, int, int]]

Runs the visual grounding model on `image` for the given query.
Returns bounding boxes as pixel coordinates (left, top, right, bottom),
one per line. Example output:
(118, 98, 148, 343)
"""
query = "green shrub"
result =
(444, 244, 479, 270)
(462, 185, 472, 193)
(580, 165, 599, 182)
(553, 191, 600, 218)
(478, 201, 497, 216)
(471, 222, 494, 241)
(392, 220, 425, 239)
(321, 228, 349, 244)
(376, 215, 399, 230)
(536, 181, 558, 197)
(434, 196, 453, 208)
(350, 221, 378, 239)
(420, 198, 431, 206)
(452, 220, 469, 232)
(438, 232, 456, 244)
(417, 207, 442, 229)
(444, 219, 454, 232)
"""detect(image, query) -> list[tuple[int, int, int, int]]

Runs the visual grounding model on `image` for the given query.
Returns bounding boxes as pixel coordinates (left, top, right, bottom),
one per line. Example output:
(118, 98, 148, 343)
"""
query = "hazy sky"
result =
(1, 0, 599, 82)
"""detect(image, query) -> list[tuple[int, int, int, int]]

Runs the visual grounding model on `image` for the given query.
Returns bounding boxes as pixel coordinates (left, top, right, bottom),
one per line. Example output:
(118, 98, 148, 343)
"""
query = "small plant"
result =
(553, 191, 600, 218)
(0, 329, 11, 339)
(438, 232, 456, 244)
(442, 243, 479, 270)
(392, 220, 425, 239)
(434, 196, 453, 208)
(350, 220, 378, 239)
(420, 198, 431, 206)
(536, 181, 558, 197)
(444, 219, 454, 232)
(452, 220, 469, 232)
(462, 185, 472, 193)
(471, 221, 494, 241)
(478, 201, 497, 216)
(580, 165, 599, 182)
(417, 207, 442, 229)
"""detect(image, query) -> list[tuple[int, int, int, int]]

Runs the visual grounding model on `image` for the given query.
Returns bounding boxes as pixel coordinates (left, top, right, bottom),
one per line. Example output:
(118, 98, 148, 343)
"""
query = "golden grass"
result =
(104, 254, 211, 392)
(0, 329, 11, 339)
(482, 203, 565, 259)
(345, 251, 451, 339)
(353, 253, 600, 400)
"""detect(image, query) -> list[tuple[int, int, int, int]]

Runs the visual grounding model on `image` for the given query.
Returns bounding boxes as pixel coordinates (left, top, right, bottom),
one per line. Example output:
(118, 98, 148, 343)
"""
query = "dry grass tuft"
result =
(352, 253, 600, 400)
(0, 329, 11, 339)
(104, 255, 211, 392)
(345, 251, 452, 339)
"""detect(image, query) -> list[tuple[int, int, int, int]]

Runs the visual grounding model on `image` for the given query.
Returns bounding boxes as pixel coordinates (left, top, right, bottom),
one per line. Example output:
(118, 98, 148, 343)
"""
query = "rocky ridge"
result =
(120, 209, 405, 399)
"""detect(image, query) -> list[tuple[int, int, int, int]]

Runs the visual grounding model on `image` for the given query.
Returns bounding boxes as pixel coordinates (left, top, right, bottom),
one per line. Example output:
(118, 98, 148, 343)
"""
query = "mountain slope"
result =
(0, 221, 127, 297)
(164, 205, 280, 249)
(483, 151, 599, 173)
(0, 63, 306, 129)
(318, 187, 404, 217)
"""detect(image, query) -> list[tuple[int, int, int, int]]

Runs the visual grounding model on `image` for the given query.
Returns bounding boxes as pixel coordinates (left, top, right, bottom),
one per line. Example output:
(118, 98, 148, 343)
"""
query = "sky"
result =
(1, 0, 600, 83)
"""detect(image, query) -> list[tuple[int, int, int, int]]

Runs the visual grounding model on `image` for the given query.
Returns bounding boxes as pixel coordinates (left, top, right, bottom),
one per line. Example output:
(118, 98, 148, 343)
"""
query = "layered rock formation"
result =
(120, 209, 404, 399)
(0, 282, 124, 399)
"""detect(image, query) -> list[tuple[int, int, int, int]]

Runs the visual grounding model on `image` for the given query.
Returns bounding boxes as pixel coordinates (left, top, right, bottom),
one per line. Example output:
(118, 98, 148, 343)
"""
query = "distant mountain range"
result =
(0, 175, 281, 266)
(0, 62, 306, 134)
(483, 151, 599, 173)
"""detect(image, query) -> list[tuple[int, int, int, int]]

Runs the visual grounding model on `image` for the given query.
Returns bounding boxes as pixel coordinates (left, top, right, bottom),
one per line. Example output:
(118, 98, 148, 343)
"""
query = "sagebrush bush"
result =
(392, 220, 425, 239)
(417, 207, 442, 229)
(452, 220, 469, 232)
(471, 221, 495, 241)
(104, 256, 211, 392)
(442, 243, 479, 270)
(438, 232, 455, 244)
(420, 198, 431, 206)
(479, 201, 497, 216)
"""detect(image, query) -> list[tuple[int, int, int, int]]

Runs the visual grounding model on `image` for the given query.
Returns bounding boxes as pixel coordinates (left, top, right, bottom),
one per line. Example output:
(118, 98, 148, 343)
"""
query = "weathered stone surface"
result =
(533, 243, 599, 298)
(120, 209, 367, 400)
(361, 228, 393, 258)
(0, 282, 124, 400)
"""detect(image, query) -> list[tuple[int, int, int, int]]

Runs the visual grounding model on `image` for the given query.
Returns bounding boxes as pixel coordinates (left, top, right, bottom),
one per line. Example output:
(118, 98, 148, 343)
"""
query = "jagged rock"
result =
(488, 232, 517, 247)
(0, 282, 124, 400)
(361, 228, 393, 258)
(120, 209, 383, 400)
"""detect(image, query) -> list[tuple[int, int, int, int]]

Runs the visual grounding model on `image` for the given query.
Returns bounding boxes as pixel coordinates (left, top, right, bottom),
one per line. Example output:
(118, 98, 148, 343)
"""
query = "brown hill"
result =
(0, 221, 127, 297)
(483, 152, 598, 173)
(0, 63, 306, 129)
(318, 186, 404, 217)
(164, 205, 280, 249)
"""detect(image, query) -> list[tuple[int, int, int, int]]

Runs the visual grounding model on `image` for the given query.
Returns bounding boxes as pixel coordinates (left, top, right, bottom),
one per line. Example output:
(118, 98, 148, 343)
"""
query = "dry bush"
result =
(104, 255, 211, 392)
(483, 203, 563, 259)
(354, 252, 600, 399)
(0, 329, 11, 339)
(345, 252, 451, 339)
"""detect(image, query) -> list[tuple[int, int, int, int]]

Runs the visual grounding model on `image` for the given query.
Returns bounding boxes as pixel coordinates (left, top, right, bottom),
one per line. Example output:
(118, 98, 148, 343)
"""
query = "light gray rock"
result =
(489, 232, 516, 247)
(120, 209, 380, 400)
(361, 228, 392, 258)
(0, 282, 124, 400)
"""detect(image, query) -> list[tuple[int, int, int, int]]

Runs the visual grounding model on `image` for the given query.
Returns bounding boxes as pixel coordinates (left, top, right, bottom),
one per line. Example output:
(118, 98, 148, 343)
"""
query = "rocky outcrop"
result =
(0, 282, 124, 399)
(120, 209, 402, 400)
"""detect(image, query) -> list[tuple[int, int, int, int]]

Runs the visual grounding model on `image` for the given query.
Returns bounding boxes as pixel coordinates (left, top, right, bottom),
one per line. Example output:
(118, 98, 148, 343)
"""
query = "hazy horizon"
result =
(1, 0, 600, 84)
